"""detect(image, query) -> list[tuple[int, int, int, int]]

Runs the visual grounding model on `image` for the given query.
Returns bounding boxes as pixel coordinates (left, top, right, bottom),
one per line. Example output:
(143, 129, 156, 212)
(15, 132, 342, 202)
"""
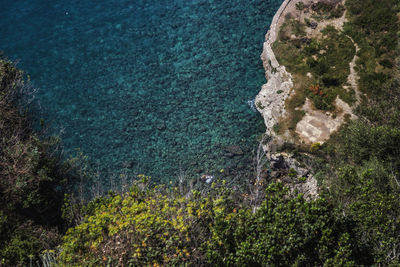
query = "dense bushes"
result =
(205, 183, 362, 266)
(327, 162, 400, 265)
(60, 179, 375, 266)
(59, 175, 400, 266)
(0, 58, 71, 266)
(334, 122, 400, 166)
(60, 175, 213, 265)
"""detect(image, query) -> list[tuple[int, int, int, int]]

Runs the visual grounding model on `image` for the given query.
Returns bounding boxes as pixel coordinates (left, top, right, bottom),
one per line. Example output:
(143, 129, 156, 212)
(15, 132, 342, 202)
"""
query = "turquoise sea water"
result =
(0, 0, 282, 184)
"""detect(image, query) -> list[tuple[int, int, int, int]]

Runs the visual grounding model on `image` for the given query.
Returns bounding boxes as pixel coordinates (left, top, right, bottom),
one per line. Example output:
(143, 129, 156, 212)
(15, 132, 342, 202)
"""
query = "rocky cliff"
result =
(257, 0, 358, 149)
(256, 0, 319, 198)
(255, 0, 294, 152)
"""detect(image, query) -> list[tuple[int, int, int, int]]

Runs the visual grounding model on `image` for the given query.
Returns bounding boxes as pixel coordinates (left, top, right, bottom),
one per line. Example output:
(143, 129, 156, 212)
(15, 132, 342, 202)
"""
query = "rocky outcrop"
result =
(256, 0, 319, 198)
(255, 0, 294, 149)
(269, 152, 318, 199)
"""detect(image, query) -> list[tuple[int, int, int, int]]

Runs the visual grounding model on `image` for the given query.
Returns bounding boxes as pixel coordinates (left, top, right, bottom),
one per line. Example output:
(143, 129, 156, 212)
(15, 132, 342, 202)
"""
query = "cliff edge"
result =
(255, 0, 360, 198)
(255, 0, 294, 152)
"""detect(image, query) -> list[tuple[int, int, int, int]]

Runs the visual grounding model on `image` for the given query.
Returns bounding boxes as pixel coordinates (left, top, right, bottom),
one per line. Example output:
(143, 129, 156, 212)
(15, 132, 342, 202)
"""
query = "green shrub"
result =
(205, 183, 363, 266)
(273, 123, 281, 134)
(330, 4, 345, 18)
(296, 2, 304, 11)
(59, 177, 231, 265)
(310, 142, 321, 152)
(256, 101, 265, 110)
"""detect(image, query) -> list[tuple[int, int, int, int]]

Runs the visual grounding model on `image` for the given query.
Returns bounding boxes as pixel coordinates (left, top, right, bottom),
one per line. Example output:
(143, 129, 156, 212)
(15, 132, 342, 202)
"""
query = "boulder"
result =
(224, 145, 244, 156)
(225, 153, 234, 158)
(309, 22, 318, 29)
(157, 123, 166, 131)
(301, 37, 312, 45)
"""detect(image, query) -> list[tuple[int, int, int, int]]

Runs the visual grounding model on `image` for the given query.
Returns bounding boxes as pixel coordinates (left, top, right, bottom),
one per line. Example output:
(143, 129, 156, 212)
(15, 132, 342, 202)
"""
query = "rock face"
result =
(255, 0, 294, 150)
(269, 152, 318, 200)
(256, 0, 319, 198)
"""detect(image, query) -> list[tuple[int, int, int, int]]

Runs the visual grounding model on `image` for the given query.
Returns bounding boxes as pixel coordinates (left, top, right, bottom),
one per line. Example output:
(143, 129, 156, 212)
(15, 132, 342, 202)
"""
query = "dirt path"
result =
(346, 36, 362, 105)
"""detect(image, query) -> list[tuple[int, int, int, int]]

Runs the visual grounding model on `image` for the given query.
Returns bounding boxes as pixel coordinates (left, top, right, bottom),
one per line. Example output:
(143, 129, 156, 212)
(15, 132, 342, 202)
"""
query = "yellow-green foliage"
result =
(310, 142, 321, 152)
(59, 176, 231, 266)
(59, 175, 400, 266)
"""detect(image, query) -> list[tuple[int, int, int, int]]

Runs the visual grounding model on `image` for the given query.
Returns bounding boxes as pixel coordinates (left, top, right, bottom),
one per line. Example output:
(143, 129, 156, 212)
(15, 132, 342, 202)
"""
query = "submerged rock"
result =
(225, 153, 234, 158)
(224, 145, 244, 156)
(157, 123, 166, 131)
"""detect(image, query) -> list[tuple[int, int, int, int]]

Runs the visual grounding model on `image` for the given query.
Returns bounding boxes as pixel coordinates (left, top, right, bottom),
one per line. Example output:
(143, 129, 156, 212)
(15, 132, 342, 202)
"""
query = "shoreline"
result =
(255, 0, 294, 149)
(256, 0, 319, 199)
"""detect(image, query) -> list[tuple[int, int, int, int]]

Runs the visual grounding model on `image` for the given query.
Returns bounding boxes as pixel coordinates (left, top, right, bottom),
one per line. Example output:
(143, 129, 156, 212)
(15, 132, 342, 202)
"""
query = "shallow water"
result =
(0, 0, 283, 184)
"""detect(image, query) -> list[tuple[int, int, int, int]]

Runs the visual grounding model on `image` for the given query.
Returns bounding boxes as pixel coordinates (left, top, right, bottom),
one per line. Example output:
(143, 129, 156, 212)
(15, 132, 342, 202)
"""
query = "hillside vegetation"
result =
(1, 0, 400, 266)
(0, 57, 71, 265)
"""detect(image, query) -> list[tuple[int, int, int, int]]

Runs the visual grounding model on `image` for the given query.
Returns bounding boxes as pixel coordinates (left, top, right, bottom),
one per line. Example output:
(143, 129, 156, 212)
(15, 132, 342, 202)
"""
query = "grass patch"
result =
(278, 18, 306, 41)
(274, 26, 356, 108)
(273, 41, 307, 74)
